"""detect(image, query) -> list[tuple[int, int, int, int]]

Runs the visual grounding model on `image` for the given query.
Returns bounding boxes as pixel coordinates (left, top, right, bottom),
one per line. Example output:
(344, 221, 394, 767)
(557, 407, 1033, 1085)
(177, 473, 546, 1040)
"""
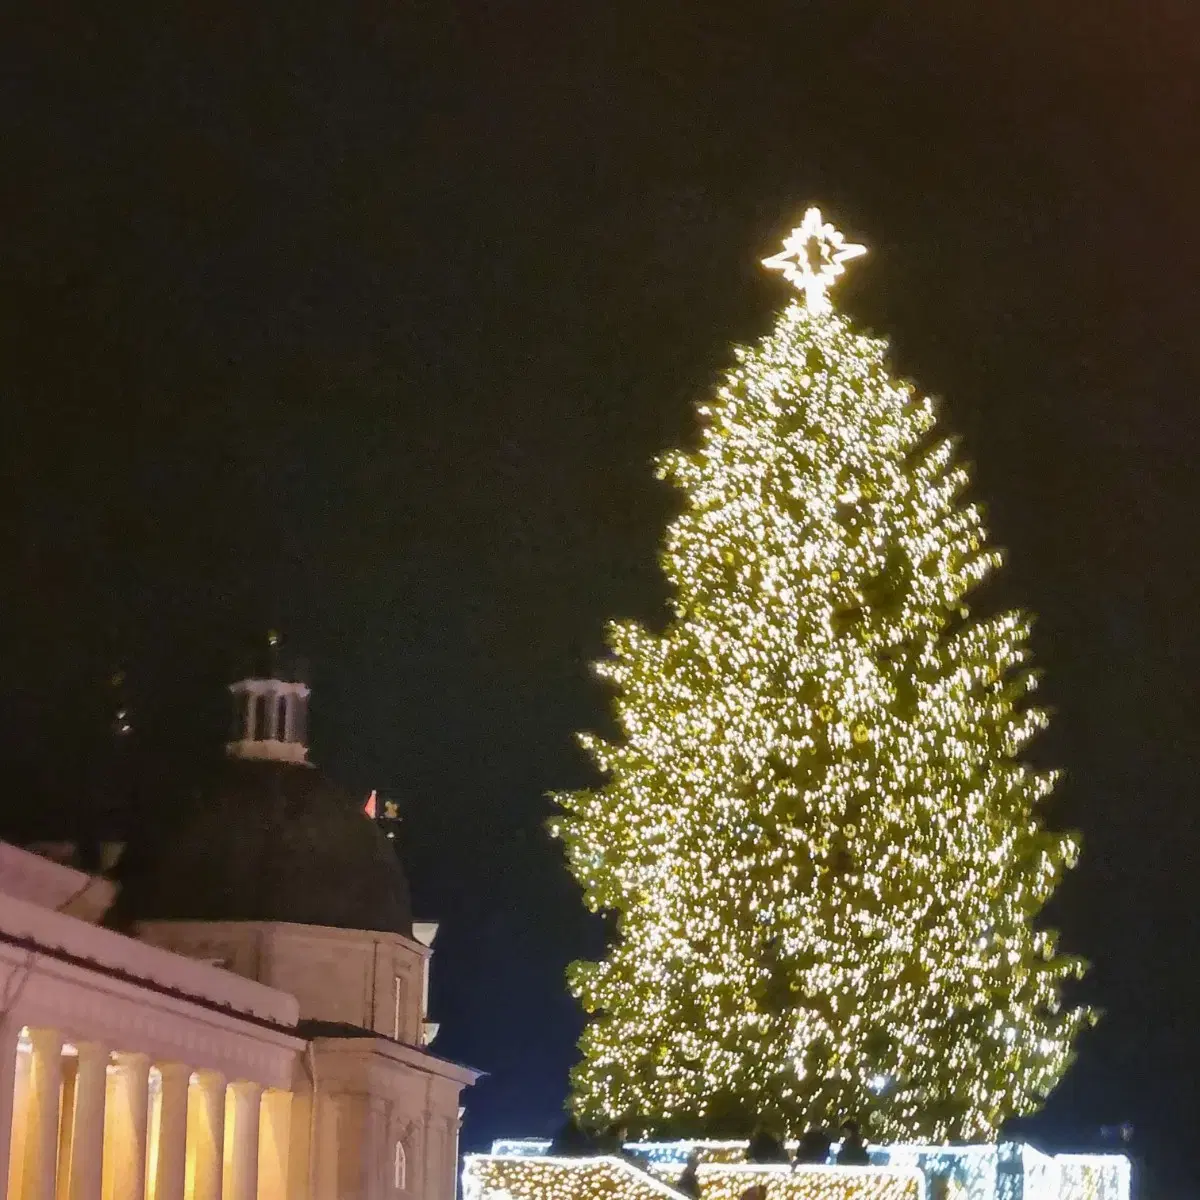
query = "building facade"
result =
(0, 658, 478, 1200)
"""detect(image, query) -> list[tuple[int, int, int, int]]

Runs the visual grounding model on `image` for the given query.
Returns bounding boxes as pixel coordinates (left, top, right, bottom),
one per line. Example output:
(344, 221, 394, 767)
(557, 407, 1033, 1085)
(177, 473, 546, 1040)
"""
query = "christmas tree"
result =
(551, 210, 1092, 1143)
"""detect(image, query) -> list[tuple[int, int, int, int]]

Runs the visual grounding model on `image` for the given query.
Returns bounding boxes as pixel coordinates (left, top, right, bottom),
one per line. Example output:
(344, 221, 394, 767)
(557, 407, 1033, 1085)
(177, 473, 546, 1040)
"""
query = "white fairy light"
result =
(473, 1143, 1130, 1200)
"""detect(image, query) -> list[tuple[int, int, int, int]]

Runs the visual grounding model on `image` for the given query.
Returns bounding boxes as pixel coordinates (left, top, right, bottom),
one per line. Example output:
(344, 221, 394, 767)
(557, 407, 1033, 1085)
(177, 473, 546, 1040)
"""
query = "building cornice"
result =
(141, 918, 433, 960)
(0, 895, 296, 1025)
(311, 1034, 483, 1089)
(0, 936, 304, 1087)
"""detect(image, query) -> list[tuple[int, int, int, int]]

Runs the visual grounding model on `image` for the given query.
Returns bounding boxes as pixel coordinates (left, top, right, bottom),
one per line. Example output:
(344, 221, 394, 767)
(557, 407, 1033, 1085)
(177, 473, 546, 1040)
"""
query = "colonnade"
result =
(0, 1023, 292, 1200)
(233, 683, 307, 747)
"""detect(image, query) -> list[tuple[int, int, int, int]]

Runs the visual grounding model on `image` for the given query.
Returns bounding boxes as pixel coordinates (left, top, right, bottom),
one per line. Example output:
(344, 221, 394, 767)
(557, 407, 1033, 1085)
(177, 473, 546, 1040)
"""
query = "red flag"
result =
(364, 789, 377, 819)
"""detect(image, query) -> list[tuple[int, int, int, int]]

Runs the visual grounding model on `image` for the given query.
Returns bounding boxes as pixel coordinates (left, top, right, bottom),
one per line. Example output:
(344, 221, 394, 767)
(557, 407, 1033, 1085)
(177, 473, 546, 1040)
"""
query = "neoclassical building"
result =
(0, 659, 478, 1200)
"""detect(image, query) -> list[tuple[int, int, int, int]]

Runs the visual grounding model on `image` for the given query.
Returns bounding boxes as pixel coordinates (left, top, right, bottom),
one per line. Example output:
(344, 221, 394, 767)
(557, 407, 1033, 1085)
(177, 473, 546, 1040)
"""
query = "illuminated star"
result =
(762, 207, 867, 312)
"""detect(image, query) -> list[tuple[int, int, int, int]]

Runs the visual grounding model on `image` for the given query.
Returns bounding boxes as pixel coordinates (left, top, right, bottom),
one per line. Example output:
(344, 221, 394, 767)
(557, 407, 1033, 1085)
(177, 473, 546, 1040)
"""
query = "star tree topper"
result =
(762, 206, 867, 313)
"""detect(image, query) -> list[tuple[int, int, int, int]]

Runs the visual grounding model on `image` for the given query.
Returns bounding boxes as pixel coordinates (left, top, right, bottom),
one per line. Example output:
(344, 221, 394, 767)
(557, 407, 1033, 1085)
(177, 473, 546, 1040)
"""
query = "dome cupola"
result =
(120, 636, 413, 937)
(227, 630, 310, 765)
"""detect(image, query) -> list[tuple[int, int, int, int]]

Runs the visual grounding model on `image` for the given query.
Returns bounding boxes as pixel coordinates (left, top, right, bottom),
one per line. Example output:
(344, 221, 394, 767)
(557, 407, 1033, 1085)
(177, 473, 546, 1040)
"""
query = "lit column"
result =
(101, 1051, 149, 1200)
(284, 1083, 313, 1200)
(184, 1071, 224, 1200)
(23, 1027, 65, 1200)
(56, 1052, 77, 1200)
(222, 1081, 262, 1200)
(148, 1064, 188, 1200)
(257, 1089, 292, 1200)
(245, 689, 258, 741)
(9, 1028, 32, 1198)
(0, 1019, 24, 1195)
(366, 1097, 387, 1195)
(293, 693, 307, 747)
(62, 1043, 107, 1200)
(455, 1107, 465, 1200)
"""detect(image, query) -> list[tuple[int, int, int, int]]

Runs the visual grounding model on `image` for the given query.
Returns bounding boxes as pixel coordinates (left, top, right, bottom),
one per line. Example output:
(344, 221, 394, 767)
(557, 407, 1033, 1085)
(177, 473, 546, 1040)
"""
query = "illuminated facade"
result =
(0, 658, 479, 1199)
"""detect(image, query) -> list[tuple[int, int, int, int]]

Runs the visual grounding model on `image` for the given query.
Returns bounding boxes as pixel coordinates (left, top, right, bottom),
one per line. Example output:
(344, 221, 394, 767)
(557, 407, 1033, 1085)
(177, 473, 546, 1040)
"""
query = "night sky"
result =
(2, 2, 1198, 1194)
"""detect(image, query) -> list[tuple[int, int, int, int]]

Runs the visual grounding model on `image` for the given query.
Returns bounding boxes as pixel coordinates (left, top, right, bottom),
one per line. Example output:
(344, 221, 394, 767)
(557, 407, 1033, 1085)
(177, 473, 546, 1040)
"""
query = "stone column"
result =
(23, 1027, 65, 1200)
(455, 1107, 466, 1200)
(245, 689, 258, 741)
(257, 1088, 292, 1200)
(222, 1080, 262, 1200)
(366, 1097, 387, 1197)
(149, 1064, 189, 1200)
(285, 1080, 314, 1200)
(428, 1116, 449, 1200)
(184, 1071, 225, 1200)
(332, 1094, 366, 1198)
(62, 1043, 107, 1200)
(56, 1054, 77, 1200)
(311, 1092, 340, 1199)
(0, 1019, 24, 1195)
(101, 1051, 149, 1200)
(8, 1029, 33, 1198)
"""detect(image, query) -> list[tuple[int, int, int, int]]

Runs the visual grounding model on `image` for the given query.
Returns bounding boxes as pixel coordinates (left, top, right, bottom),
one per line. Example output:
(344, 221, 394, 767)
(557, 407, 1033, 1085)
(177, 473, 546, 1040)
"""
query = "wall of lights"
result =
(464, 1156, 687, 1200)
(463, 1154, 923, 1200)
(474, 1141, 1130, 1200)
(693, 1164, 922, 1200)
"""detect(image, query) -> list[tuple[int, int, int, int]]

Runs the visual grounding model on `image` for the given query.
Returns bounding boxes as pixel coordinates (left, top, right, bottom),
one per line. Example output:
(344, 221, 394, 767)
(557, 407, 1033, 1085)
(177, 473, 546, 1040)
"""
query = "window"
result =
(393, 1140, 407, 1191)
(392, 975, 404, 1041)
(254, 693, 269, 741)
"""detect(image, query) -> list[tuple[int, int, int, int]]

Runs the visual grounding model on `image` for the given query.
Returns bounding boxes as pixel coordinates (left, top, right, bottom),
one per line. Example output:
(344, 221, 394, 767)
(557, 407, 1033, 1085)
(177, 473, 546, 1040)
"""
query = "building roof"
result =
(121, 756, 413, 936)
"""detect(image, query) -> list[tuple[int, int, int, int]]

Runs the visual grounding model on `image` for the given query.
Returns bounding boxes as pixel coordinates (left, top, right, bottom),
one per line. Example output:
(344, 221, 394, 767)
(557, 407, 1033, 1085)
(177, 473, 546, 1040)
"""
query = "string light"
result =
(471, 1142, 1129, 1200)
(464, 1154, 922, 1200)
(464, 1157, 687, 1200)
(698, 1164, 923, 1200)
(1053, 1155, 1131, 1200)
(550, 213, 1092, 1141)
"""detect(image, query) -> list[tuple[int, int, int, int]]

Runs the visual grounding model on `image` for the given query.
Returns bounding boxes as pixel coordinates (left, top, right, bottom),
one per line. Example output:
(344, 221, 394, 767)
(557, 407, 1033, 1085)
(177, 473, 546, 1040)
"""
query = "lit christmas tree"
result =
(551, 210, 1092, 1143)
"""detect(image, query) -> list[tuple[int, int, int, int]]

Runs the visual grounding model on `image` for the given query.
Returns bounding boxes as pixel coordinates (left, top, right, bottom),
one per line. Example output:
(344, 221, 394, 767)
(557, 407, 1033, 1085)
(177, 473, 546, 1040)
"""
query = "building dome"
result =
(121, 639, 412, 937)
(124, 756, 413, 936)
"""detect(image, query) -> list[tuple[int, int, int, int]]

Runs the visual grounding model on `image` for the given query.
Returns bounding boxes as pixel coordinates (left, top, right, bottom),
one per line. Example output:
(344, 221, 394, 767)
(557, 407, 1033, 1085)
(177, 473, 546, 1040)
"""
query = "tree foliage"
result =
(552, 294, 1092, 1141)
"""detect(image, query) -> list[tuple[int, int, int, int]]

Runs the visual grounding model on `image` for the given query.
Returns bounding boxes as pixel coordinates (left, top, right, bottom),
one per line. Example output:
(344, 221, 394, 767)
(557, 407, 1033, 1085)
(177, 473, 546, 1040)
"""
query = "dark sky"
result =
(2, 0, 1198, 1193)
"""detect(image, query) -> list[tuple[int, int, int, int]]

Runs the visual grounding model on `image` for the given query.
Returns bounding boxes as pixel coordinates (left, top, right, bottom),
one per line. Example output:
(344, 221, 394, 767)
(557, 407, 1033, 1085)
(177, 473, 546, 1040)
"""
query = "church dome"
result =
(120, 641, 413, 937)
(125, 757, 412, 936)
(125, 757, 413, 936)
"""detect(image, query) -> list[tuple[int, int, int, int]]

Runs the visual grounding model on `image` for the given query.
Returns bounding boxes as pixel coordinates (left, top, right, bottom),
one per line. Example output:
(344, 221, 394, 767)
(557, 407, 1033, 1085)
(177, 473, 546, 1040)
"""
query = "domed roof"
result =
(123, 757, 412, 936)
